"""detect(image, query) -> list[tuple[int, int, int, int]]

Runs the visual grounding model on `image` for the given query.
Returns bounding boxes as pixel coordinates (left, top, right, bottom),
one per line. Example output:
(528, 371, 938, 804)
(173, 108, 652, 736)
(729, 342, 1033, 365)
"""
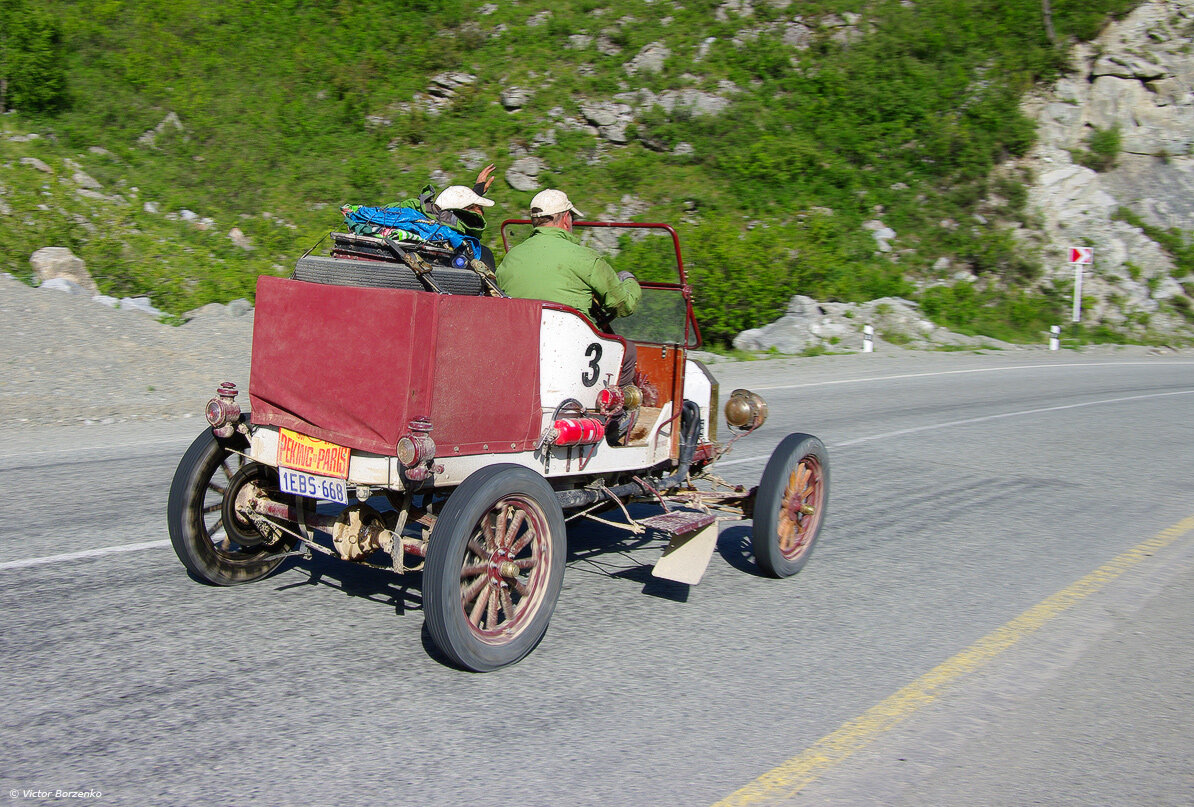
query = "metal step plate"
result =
(638, 509, 717, 538)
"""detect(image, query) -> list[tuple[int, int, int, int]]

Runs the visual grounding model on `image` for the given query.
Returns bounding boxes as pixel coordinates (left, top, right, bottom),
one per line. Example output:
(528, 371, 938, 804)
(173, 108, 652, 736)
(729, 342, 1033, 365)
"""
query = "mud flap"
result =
(651, 519, 720, 585)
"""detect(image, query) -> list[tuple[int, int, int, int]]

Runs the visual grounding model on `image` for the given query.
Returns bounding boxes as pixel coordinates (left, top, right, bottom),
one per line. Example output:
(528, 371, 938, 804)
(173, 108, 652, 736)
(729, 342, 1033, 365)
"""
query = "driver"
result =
(497, 189, 641, 386)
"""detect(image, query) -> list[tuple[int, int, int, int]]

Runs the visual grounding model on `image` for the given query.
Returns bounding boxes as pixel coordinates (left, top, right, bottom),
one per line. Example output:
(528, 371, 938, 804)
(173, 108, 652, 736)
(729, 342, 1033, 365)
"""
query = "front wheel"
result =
(752, 433, 829, 578)
(423, 464, 567, 672)
(167, 427, 296, 585)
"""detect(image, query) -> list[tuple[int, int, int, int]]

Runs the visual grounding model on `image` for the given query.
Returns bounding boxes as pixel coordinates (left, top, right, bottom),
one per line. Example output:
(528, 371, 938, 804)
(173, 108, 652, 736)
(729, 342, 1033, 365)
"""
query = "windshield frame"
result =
(499, 220, 702, 348)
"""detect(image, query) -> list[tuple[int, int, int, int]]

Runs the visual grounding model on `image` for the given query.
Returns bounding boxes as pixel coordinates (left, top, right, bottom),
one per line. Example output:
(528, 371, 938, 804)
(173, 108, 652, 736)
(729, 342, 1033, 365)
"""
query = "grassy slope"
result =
(0, 0, 1146, 342)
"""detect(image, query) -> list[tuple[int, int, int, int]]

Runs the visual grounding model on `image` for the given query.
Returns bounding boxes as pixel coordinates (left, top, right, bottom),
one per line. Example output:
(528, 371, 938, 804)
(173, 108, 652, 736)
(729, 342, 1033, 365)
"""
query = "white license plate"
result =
(278, 467, 348, 504)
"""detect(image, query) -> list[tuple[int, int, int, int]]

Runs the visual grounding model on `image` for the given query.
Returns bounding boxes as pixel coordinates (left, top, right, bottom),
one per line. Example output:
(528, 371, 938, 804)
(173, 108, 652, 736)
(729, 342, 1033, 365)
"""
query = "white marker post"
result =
(1049, 325, 1060, 351)
(862, 324, 874, 353)
(1068, 246, 1093, 323)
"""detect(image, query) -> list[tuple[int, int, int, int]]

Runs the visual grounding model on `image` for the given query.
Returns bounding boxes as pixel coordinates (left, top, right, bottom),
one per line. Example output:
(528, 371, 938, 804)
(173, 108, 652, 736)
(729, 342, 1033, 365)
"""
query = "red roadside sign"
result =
(1069, 247, 1094, 265)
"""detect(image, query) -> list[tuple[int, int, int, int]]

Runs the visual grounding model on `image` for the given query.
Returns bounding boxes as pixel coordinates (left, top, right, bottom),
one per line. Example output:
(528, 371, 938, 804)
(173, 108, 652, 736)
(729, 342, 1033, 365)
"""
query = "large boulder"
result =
(733, 295, 1012, 353)
(19, 157, 52, 174)
(500, 87, 530, 111)
(505, 156, 547, 191)
(427, 72, 475, 99)
(623, 42, 670, 76)
(783, 19, 814, 49)
(64, 158, 102, 190)
(579, 100, 635, 143)
(31, 247, 99, 295)
(182, 298, 254, 323)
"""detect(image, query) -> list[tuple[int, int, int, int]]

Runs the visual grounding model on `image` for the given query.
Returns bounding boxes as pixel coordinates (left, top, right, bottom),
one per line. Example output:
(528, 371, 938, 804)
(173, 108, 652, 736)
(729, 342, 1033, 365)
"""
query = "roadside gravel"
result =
(1, 274, 253, 427)
(3, 271, 1190, 430)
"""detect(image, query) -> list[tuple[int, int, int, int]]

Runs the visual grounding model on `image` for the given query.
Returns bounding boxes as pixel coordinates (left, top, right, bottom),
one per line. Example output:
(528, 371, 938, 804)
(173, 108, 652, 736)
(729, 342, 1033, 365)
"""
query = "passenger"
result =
(497, 188, 641, 388)
(433, 163, 496, 241)
(432, 163, 498, 269)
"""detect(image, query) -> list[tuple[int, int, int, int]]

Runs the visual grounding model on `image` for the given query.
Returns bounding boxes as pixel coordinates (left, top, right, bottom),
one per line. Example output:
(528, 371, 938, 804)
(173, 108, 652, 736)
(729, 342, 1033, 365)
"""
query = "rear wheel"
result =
(167, 428, 297, 585)
(752, 433, 829, 578)
(423, 465, 566, 671)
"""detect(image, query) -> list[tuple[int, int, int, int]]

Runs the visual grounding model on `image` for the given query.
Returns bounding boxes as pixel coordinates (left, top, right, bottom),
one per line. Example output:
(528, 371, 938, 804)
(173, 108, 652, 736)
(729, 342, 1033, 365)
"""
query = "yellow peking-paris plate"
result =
(276, 428, 350, 504)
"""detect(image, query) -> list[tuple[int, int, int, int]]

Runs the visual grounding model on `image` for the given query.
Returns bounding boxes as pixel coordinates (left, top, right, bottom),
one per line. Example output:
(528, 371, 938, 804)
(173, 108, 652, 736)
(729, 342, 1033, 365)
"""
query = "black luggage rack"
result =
(328, 231, 459, 264)
(293, 232, 486, 296)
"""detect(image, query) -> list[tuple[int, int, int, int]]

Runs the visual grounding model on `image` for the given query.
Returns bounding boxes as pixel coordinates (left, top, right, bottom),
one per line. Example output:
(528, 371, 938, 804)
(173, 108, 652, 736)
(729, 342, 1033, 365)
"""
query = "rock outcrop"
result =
(31, 247, 98, 295)
(733, 295, 1013, 354)
(505, 156, 547, 191)
(577, 81, 740, 146)
(623, 42, 671, 76)
(738, 0, 1194, 352)
(137, 112, 184, 147)
(1017, 0, 1194, 336)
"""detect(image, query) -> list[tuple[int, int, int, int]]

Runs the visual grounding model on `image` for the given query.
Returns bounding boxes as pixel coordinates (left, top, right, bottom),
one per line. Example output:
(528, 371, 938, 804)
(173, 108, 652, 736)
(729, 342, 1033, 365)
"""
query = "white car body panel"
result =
(683, 358, 714, 442)
(248, 399, 676, 491)
(538, 308, 625, 410)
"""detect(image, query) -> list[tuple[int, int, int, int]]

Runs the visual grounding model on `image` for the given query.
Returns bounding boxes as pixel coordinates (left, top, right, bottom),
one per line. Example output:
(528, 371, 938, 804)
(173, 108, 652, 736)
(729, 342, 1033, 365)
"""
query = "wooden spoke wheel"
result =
(424, 465, 566, 671)
(752, 433, 829, 578)
(167, 427, 296, 585)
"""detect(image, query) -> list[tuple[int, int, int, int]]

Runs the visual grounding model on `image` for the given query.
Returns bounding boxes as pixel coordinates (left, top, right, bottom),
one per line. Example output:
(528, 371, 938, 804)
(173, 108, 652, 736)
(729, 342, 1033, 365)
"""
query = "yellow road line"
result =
(714, 514, 1194, 806)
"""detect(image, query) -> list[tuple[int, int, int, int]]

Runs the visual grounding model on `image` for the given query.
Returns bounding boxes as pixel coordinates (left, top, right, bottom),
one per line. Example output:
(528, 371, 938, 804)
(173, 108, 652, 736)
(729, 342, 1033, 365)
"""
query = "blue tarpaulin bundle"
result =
(341, 205, 481, 259)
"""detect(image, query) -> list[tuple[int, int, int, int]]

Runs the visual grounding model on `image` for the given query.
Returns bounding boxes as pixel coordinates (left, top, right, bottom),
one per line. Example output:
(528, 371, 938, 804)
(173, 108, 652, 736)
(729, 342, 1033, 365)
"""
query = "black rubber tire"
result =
(752, 433, 830, 578)
(294, 254, 484, 296)
(423, 464, 567, 672)
(167, 428, 296, 585)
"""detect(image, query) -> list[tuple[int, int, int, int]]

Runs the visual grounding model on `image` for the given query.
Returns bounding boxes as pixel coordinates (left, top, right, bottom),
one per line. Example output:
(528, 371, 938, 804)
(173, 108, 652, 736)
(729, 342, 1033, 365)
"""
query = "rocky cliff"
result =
(1020, 0, 1194, 334)
(737, 0, 1194, 353)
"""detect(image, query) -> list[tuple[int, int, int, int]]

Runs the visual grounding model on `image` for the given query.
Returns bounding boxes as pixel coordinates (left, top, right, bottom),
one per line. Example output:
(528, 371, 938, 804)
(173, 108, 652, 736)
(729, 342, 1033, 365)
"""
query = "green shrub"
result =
(0, 0, 70, 113)
(1073, 125, 1121, 172)
(1113, 208, 1194, 276)
(960, 227, 1040, 281)
(992, 173, 1029, 215)
(1169, 295, 1192, 321)
(919, 282, 1068, 342)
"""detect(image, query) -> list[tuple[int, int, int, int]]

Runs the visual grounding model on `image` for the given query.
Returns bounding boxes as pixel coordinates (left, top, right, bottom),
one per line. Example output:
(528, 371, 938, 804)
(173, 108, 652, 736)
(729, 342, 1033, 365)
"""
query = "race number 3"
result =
(582, 343, 603, 387)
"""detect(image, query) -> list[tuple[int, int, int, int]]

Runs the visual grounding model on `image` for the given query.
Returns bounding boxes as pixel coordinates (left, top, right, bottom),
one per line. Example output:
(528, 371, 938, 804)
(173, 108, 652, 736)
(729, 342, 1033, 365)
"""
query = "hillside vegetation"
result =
(0, 0, 1141, 344)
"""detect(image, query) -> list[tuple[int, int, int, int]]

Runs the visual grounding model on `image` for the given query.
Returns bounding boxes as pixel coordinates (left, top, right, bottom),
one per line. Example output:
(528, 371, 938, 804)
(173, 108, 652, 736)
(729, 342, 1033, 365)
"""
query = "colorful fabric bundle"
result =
(340, 204, 481, 258)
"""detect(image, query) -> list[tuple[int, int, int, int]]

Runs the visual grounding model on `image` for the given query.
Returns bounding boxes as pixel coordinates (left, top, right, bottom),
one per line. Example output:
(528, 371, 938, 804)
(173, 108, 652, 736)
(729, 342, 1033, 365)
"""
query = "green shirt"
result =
(496, 227, 641, 319)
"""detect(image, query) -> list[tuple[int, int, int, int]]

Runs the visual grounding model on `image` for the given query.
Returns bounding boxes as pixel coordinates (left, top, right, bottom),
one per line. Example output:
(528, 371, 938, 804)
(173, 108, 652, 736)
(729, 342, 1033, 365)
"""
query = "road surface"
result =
(1, 350, 1191, 806)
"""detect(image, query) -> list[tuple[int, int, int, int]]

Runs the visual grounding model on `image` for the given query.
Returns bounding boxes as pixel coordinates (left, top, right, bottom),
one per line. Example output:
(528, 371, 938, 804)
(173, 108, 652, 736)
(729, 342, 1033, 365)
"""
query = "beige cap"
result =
(530, 188, 583, 218)
(435, 185, 494, 210)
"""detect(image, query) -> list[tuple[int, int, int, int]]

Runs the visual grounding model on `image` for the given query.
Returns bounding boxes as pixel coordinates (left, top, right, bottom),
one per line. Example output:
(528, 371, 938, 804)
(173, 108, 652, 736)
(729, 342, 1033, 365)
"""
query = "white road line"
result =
(6, 385, 1193, 572)
(0, 540, 171, 570)
(835, 388, 1194, 447)
(714, 387, 1194, 465)
(748, 360, 1194, 392)
(716, 454, 770, 468)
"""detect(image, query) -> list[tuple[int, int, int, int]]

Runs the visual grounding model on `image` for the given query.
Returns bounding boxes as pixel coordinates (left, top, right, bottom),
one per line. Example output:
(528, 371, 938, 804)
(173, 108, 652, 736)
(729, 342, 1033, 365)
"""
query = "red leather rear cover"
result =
(249, 276, 542, 456)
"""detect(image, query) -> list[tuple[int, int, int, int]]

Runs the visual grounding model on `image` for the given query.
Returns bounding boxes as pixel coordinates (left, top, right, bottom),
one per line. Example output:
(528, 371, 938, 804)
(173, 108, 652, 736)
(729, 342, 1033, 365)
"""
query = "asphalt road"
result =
(1, 350, 1192, 806)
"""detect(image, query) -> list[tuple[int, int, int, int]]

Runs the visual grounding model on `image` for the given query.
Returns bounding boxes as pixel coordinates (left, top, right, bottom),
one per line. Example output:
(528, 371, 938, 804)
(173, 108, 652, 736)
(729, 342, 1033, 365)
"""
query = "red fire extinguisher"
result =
(550, 417, 606, 446)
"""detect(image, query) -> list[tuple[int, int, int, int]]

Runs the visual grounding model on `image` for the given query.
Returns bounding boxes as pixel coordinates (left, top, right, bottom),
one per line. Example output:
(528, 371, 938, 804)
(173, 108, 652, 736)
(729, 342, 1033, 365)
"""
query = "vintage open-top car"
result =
(167, 220, 829, 671)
